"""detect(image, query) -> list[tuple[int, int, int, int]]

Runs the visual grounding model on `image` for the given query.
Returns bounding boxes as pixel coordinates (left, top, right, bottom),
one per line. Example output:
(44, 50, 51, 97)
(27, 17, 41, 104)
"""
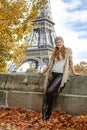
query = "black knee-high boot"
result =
(42, 74, 54, 121)
(46, 94, 53, 119)
(42, 93, 53, 121)
(42, 94, 48, 121)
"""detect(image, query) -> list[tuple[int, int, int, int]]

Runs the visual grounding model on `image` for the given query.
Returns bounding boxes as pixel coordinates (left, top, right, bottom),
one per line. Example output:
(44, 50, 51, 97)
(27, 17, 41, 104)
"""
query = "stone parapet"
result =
(0, 72, 44, 91)
(0, 72, 87, 115)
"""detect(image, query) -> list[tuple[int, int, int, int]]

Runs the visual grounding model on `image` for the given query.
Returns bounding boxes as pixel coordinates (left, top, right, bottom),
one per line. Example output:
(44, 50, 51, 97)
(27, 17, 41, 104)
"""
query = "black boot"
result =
(46, 94, 53, 120)
(47, 109, 51, 119)
(42, 95, 48, 121)
(42, 109, 48, 121)
(46, 105, 52, 120)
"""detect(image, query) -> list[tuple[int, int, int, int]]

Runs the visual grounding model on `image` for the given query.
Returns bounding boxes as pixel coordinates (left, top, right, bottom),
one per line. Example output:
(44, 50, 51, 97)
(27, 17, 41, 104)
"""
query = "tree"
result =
(0, 0, 46, 72)
(74, 61, 87, 74)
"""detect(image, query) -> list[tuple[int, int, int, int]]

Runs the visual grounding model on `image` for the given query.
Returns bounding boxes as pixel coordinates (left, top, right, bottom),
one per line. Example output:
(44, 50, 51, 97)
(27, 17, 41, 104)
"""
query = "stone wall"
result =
(0, 72, 87, 115)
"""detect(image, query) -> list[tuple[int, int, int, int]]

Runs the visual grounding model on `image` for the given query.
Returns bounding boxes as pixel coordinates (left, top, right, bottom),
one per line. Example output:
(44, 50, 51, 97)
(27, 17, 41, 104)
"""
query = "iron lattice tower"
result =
(25, 0, 56, 69)
(7, 0, 56, 72)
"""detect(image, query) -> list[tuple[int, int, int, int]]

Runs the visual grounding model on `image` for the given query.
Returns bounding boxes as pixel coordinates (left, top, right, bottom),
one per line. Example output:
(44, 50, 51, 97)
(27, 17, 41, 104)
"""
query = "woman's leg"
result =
(42, 92, 53, 120)
(42, 74, 55, 120)
(46, 73, 63, 119)
(42, 94, 47, 120)
(47, 73, 63, 94)
(42, 73, 63, 120)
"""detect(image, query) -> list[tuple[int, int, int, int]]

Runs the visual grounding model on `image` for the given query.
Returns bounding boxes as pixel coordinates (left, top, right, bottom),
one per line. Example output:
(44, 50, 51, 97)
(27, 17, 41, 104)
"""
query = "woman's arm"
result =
(39, 66, 49, 75)
(39, 56, 53, 75)
(69, 63, 80, 76)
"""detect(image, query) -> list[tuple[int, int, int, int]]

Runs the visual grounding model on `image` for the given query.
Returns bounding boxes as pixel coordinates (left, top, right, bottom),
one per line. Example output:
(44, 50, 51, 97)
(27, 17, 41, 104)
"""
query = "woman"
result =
(39, 36, 80, 121)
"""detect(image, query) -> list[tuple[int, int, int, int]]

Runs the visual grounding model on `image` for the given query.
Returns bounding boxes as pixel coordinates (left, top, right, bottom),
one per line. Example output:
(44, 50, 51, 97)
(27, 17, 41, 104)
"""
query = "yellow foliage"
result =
(0, 0, 47, 72)
(74, 62, 87, 74)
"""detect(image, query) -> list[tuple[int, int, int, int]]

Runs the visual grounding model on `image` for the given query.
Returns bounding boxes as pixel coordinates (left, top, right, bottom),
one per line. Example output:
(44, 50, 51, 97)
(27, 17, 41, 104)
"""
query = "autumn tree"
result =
(0, 0, 46, 72)
(74, 61, 87, 74)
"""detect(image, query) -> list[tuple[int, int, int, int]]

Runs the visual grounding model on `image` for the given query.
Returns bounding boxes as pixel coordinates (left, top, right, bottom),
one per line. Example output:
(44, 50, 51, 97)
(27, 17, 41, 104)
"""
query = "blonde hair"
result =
(52, 37, 66, 61)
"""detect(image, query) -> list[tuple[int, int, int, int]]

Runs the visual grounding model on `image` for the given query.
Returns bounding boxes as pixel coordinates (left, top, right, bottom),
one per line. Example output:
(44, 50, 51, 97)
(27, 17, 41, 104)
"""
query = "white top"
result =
(52, 59, 66, 73)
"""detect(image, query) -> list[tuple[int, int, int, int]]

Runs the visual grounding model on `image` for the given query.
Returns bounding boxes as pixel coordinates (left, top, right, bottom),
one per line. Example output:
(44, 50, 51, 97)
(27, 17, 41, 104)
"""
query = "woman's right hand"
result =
(38, 72, 43, 75)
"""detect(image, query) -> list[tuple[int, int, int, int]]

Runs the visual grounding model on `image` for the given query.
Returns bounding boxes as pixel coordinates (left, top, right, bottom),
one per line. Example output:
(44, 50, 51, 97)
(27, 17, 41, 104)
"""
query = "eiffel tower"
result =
(25, 0, 56, 70)
(7, 0, 56, 72)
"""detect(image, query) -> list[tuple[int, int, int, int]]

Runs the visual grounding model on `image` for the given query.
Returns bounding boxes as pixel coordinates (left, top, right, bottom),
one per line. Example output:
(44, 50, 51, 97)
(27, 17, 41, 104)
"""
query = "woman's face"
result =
(55, 40, 64, 49)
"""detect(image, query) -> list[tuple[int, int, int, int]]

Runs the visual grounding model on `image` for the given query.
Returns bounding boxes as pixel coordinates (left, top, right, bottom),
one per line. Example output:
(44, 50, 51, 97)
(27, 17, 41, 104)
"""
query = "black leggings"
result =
(42, 72, 63, 111)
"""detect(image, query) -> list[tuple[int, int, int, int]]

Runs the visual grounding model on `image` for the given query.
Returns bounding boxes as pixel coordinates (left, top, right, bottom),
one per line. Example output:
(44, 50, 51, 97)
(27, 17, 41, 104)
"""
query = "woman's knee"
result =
(46, 88, 53, 95)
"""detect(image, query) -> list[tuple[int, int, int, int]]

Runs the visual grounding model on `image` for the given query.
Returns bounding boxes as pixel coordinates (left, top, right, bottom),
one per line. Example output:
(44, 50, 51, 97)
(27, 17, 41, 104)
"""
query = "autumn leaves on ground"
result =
(0, 107, 87, 130)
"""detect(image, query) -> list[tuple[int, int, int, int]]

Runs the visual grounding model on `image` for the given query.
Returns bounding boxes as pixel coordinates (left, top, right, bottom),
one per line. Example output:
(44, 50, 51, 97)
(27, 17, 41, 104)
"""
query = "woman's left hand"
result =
(74, 72, 80, 76)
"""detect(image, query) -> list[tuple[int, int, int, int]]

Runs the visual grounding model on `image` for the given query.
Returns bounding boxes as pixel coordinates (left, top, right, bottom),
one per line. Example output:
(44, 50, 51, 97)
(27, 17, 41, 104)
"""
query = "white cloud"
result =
(67, 10, 87, 22)
(50, 0, 87, 64)
(66, 0, 81, 9)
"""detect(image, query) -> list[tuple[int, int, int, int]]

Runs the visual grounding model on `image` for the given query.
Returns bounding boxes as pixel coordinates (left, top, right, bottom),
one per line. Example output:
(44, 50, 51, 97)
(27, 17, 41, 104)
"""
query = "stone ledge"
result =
(0, 72, 87, 115)
(0, 72, 87, 93)
(1, 90, 86, 115)
(0, 72, 45, 92)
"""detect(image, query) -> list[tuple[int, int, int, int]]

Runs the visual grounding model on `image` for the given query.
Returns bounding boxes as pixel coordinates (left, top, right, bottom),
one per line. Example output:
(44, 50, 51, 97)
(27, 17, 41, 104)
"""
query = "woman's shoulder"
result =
(65, 48, 72, 56)
(65, 47, 72, 52)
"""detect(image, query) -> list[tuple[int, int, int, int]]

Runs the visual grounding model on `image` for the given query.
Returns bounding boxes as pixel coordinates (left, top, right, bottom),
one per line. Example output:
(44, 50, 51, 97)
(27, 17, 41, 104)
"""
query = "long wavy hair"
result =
(52, 45, 66, 61)
(52, 37, 66, 61)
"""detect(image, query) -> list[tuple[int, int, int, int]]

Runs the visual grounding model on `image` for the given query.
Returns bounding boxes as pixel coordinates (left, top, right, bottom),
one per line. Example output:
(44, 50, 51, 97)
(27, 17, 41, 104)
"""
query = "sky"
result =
(17, 0, 87, 72)
(50, 0, 87, 64)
